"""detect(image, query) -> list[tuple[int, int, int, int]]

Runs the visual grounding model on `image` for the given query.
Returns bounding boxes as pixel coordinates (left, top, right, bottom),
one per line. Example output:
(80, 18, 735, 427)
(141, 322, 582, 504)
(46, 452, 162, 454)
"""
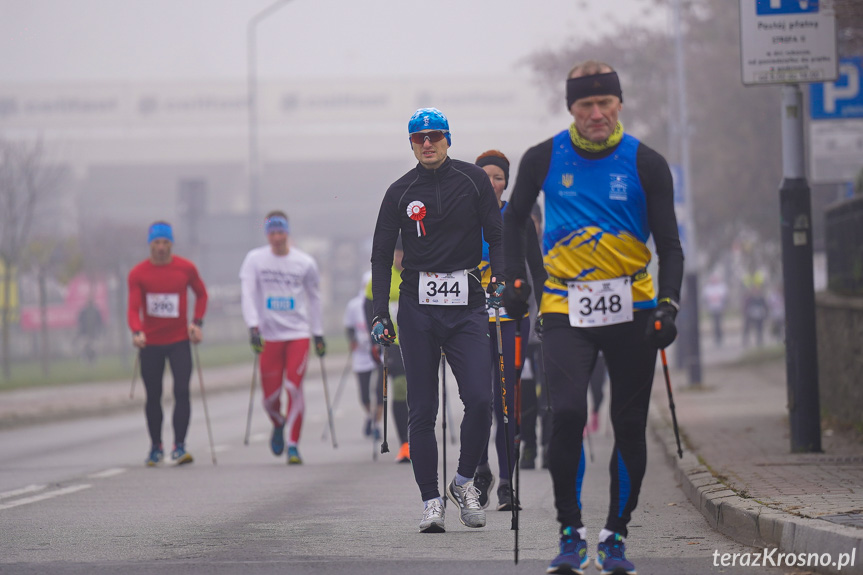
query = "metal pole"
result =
(247, 0, 292, 222)
(673, 0, 703, 387)
(779, 83, 821, 453)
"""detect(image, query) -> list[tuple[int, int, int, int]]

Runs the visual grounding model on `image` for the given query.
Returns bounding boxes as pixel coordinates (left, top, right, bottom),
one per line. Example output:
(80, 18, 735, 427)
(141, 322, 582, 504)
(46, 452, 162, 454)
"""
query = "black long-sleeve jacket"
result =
(371, 156, 505, 318)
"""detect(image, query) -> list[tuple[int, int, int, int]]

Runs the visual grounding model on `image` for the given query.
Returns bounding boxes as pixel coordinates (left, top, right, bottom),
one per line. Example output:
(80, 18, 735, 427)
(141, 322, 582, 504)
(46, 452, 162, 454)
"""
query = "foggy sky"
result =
(2, 0, 667, 83)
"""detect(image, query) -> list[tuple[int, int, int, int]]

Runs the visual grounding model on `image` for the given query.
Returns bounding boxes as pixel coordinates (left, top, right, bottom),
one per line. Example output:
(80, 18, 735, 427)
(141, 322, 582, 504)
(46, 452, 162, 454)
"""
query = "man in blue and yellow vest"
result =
(502, 60, 684, 575)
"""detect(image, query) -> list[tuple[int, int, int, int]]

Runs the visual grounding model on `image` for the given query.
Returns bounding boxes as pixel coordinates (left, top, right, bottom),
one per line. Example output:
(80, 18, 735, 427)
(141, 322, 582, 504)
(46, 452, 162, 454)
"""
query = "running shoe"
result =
(596, 533, 636, 575)
(418, 498, 445, 533)
(396, 442, 411, 464)
(496, 480, 522, 511)
(547, 526, 589, 574)
(445, 479, 486, 528)
(271, 424, 285, 456)
(287, 445, 302, 465)
(145, 445, 163, 467)
(473, 467, 495, 509)
(171, 444, 194, 465)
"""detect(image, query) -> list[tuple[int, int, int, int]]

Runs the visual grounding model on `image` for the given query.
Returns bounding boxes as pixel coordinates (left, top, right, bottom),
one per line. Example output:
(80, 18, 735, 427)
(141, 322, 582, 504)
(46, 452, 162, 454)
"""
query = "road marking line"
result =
(0, 484, 47, 501)
(250, 432, 268, 442)
(213, 445, 231, 453)
(0, 484, 92, 511)
(88, 468, 127, 479)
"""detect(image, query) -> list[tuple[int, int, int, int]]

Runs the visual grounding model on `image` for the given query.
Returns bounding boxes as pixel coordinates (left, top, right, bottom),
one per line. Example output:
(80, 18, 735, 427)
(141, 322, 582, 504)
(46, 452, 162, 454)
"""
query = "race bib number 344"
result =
(567, 277, 633, 327)
(419, 271, 468, 306)
(146, 293, 180, 318)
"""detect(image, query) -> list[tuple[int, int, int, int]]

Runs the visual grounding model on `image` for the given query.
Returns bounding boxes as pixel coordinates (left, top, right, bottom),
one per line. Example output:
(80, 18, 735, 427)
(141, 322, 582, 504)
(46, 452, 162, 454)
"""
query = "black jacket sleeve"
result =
(525, 225, 547, 308)
(370, 189, 399, 319)
(637, 143, 684, 303)
(503, 139, 553, 281)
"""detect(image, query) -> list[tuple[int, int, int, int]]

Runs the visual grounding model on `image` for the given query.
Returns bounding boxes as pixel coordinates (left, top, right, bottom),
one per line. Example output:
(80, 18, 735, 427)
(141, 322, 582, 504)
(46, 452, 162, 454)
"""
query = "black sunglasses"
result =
(410, 130, 448, 145)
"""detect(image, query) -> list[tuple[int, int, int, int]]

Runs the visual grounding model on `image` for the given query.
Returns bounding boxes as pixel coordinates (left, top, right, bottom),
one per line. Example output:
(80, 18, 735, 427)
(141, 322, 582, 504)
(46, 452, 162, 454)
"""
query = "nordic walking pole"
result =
(244, 356, 258, 446)
(513, 314, 523, 565)
(657, 326, 684, 459)
(511, 280, 530, 563)
(440, 349, 447, 501)
(380, 345, 390, 454)
(319, 355, 338, 449)
(192, 344, 217, 466)
(129, 352, 140, 400)
(323, 354, 352, 441)
(494, 308, 516, 534)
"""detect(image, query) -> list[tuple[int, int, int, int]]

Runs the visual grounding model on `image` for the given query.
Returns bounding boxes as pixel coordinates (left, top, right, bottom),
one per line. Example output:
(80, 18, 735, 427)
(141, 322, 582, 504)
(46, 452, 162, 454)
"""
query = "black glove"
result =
(533, 314, 544, 342)
(249, 327, 264, 354)
(502, 278, 531, 319)
(371, 315, 396, 346)
(646, 300, 679, 349)
(314, 335, 326, 357)
(486, 276, 505, 310)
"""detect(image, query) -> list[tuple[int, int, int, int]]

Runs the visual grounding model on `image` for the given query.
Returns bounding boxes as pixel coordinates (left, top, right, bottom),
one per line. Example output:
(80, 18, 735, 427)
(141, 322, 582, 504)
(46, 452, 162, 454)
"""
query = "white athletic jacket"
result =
(239, 245, 323, 342)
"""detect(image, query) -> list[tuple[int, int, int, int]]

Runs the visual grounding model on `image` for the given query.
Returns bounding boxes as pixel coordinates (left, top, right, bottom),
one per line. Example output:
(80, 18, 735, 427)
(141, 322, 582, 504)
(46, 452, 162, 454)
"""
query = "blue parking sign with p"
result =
(810, 58, 863, 119)
(756, 0, 819, 15)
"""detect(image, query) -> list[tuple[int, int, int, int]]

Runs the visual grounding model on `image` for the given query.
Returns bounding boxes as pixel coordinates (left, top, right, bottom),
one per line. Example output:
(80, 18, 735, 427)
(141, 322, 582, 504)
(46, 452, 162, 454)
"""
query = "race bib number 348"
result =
(567, 277, 633, 327)
(418, 271, 468, 306)
(146, 293, 180, 318)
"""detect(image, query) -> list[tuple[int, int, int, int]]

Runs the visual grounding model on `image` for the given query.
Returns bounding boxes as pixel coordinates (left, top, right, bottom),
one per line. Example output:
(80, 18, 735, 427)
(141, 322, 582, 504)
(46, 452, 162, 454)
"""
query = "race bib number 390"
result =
(418, 271, 468, 306)
(146, 293, 180, 318)
(567, 277, 633, 327)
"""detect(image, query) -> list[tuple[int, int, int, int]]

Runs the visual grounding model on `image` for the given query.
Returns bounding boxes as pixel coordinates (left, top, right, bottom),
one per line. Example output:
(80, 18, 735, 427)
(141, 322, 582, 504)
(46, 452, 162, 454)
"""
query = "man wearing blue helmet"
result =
(370, 107, 506, 533)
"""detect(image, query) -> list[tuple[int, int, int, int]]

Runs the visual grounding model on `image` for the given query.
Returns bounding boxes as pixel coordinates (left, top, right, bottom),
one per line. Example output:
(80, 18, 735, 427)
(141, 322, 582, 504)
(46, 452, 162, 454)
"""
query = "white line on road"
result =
(250, 432, 267, 442)
(87, 467, 127, 479)
(0, 484, 92, 511)
(0, 484, 47, 501)
(213, 444, 231, 453)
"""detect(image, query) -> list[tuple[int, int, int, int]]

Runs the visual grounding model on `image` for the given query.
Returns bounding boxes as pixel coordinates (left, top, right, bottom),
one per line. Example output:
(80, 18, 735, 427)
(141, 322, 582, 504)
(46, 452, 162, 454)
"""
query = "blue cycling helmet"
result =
(407, 107, 451, 145)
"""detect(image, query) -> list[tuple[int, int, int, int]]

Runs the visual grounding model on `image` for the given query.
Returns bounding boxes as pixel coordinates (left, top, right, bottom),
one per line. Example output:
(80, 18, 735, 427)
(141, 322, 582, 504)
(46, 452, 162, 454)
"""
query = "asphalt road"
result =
(0, 363, 806, 575)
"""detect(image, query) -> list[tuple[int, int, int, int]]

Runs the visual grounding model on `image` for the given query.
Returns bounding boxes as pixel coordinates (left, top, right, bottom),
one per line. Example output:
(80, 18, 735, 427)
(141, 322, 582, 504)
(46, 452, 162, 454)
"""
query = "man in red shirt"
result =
(128, 221, 208, 467)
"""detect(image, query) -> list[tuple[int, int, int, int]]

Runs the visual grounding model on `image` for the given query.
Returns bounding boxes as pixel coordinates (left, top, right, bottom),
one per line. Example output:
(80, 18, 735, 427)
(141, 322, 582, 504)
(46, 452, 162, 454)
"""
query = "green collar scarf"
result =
(569, 121, 624, 152)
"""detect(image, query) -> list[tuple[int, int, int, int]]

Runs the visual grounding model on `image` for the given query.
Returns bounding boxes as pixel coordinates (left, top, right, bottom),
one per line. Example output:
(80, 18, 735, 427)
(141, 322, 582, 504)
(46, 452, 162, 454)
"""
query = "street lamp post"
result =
(247, 0, 292, 222)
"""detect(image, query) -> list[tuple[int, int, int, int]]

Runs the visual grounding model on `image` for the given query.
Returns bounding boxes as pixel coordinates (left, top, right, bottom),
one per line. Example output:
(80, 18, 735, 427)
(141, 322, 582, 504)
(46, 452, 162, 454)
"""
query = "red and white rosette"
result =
(407, 200, 427, 237)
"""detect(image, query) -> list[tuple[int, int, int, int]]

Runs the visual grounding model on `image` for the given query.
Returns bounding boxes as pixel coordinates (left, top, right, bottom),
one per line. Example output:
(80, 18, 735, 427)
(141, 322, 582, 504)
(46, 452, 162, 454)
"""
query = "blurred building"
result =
(0, 77, 565, 336)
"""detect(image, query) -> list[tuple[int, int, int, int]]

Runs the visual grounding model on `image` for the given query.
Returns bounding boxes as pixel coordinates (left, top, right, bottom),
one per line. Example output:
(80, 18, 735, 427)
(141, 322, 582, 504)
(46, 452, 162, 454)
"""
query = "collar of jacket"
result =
(415, 156, 453, 177)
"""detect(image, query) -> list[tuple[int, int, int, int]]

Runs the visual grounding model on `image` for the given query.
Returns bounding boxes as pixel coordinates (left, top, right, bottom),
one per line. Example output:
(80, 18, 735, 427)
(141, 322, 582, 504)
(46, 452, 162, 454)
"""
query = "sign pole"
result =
(779, 84, 822, 453)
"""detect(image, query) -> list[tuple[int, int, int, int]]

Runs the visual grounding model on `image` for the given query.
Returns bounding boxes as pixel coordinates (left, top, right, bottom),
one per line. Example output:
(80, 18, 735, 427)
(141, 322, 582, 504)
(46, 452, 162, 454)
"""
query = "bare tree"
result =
(0, 138, 62, 379)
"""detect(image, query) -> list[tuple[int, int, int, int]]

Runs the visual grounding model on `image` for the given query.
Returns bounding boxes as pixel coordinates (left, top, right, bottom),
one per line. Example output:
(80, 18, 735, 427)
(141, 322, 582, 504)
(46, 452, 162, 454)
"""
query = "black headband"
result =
(566, 71, 623, 109)
(476, 155, 510, 189)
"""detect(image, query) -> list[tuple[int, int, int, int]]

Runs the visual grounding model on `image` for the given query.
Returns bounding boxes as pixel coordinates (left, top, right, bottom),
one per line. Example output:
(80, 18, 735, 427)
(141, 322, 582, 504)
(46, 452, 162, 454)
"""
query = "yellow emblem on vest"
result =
(561, 173, 574, 188)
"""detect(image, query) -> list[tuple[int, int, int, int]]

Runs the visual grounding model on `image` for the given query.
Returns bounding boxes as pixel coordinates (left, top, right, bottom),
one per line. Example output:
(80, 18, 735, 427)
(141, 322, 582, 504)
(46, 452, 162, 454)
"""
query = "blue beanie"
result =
(408, 108, 451, 145)
(147, 222, 173, 244)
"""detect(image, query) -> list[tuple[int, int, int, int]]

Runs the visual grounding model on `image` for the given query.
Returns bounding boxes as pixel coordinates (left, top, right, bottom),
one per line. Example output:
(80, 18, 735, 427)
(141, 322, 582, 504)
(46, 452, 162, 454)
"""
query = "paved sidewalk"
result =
(650, 349, 863, 574)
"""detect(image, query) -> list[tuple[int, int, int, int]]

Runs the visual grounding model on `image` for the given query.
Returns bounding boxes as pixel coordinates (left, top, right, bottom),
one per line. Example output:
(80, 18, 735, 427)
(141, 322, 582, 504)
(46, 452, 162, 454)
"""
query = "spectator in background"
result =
(77, 298, 104, 364)
(702, 273, 728, 347)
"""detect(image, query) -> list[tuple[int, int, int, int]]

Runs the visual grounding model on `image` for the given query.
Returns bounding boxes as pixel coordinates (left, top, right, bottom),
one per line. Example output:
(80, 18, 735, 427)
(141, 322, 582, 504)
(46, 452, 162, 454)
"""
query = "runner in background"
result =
(343, 271, 380, 439)
(239, 210, 325, 465)
(472, 150, 546, 512)
(127, 221, 207, 467)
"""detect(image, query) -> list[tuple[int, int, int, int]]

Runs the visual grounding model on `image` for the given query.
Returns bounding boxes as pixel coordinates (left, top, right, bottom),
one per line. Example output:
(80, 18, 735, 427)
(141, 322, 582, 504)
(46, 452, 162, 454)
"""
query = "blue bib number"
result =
(267, 296, 295, 311)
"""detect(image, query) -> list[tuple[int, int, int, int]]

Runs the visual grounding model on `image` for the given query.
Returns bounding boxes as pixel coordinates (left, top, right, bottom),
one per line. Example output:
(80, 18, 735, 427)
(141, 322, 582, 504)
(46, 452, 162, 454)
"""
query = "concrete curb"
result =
(648, 403, 863, 575)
